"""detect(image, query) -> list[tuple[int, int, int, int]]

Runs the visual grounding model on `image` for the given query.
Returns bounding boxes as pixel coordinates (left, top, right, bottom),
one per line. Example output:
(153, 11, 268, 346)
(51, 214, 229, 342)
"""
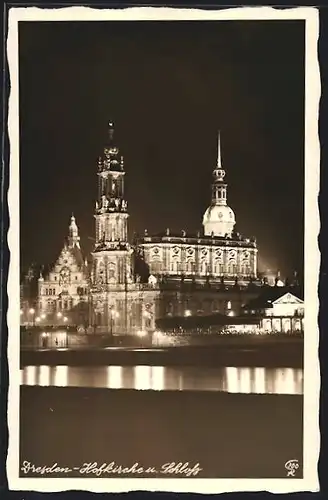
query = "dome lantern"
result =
(202, 132, 236, 237)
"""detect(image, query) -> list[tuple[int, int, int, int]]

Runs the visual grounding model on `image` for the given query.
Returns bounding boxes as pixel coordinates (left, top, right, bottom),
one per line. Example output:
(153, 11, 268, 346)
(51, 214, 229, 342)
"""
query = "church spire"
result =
(68, 213, 80, 248)
(100, 120, 123, 174)
(202, 131, 236, 237)
(211, 131, 227, 205)
(108, 120, 115, 143)
(217, 131, 222, 169)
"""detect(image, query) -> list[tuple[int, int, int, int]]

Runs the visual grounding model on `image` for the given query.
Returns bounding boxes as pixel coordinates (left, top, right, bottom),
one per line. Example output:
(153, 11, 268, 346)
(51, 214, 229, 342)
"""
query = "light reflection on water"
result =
(20, 365, 303, 395)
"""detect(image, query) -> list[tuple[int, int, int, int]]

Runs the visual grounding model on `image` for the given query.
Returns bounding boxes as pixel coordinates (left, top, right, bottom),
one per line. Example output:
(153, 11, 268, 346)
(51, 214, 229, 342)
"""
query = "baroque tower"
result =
(90, 121, 134, 331)
(95, 121, 129, 246)
(202, 133, 236, 237)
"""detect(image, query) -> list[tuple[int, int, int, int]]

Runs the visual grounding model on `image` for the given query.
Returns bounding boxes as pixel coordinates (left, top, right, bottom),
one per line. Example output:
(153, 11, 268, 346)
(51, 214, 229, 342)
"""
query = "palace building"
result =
(136, 133, 257, 282)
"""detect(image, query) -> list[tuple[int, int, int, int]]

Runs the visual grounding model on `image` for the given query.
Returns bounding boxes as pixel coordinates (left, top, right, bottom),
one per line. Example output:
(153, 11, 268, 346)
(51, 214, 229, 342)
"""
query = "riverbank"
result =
(20, 337, 303, 368)
(20, 386, 303, 478)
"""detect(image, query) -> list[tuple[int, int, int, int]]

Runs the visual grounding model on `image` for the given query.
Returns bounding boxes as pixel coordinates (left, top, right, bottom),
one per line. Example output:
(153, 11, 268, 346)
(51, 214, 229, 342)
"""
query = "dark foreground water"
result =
(20, 364, 303, 395)
(20, 386, 303, 478)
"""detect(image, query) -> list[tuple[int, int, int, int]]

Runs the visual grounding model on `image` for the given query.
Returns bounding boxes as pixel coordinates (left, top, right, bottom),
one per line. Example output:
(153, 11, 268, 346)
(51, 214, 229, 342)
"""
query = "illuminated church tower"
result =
(94, 122, 129, 247)
(202, 133, 236, 237)
(90, 122, 136, 331)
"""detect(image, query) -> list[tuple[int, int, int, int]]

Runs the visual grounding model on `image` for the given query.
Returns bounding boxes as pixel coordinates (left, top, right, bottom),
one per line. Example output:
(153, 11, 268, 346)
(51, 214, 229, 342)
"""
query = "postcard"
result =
(6, 5, 320, 494)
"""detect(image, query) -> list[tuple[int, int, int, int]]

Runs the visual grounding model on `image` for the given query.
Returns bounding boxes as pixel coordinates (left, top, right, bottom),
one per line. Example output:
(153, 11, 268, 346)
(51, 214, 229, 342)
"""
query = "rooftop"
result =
(135, 230, 256, 247)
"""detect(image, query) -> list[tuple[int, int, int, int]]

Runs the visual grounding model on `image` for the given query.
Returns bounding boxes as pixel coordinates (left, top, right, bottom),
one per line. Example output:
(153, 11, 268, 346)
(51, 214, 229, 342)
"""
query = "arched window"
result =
(152, 260, 161, 273)
(171, 260, 178, 273)
(201, 261, 207, 275)
(186, 261, 192, 273)
(214, 262, 220, 275)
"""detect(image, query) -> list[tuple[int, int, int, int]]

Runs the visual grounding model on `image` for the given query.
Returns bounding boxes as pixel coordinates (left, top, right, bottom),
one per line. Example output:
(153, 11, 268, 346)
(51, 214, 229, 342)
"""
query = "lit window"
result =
(227, 301, 232, 310)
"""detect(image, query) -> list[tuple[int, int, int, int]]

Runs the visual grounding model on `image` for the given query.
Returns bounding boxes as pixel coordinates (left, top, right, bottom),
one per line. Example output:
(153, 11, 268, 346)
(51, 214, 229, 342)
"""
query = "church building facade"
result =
(88, 123, 261, 334)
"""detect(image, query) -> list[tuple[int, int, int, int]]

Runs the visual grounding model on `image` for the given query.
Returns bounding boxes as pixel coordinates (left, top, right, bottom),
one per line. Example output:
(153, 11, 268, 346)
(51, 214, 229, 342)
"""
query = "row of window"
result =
(42, 287, 88, 296)
(39, 300, 71, 310)
(166, 300, 233, 315)
(50, 275, 84, 281)
(151, 261, 252, 274)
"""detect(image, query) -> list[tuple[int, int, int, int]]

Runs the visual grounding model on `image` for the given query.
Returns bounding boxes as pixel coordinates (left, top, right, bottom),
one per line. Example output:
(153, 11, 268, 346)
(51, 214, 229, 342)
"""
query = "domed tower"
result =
(202, 133, 236, 237)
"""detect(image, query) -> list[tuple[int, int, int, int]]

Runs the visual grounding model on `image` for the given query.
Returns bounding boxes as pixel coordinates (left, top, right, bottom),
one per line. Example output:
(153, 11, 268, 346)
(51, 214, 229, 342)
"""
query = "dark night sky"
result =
(19, 20, 304, 276)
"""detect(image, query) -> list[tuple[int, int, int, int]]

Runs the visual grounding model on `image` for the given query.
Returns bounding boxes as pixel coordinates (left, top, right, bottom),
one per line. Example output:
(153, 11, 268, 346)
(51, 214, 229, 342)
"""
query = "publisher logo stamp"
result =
(285, 459, 299, 477)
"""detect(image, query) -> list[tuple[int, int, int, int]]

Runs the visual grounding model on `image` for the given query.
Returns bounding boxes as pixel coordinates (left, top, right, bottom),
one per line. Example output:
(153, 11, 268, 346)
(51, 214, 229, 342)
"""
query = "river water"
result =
(20, 364, 303, 394)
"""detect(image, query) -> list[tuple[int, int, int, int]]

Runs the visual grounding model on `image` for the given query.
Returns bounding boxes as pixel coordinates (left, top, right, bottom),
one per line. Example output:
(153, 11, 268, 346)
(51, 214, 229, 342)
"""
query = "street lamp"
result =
(137, 330, 147, 337)
(41, 313, 46, 320)
(110, 308, 119, 336)
(29, 308, 35, 327)
(63, 316, 68, 347)
(143, 310, 152, 331)
(184, 310, 192, 317)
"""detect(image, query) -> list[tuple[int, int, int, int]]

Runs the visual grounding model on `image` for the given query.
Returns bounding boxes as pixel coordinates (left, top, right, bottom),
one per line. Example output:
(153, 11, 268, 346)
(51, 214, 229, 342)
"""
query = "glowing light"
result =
(137, 330, 147, 337)
(25, 365, 37, 386)
(29, 308, 35, 315)
(227, 310, 235, 317)
(38, 365, 50, 387)
(57, 312, 63, 318)
(106, 366, 122, 389)
(110, 309, 119, 318)
(134, 365, 151, 390)
(151, 366, 165, 391)
(41, 313, 46, 320)
(53, 365, 68, 387)
(239, 367, 251, 394)
(63, 317, 68, 323)
(254, 367, 266, 394)
(20, 310, 23, 315)
(184, 310, 192, 317)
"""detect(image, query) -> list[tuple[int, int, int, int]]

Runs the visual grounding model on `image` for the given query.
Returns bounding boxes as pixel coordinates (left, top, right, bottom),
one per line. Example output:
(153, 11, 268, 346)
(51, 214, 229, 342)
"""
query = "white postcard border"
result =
(6, 5, 321, 494)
